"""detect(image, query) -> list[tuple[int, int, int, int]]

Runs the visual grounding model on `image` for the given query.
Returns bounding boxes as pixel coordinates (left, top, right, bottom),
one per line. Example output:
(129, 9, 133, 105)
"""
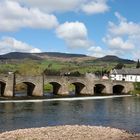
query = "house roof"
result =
(111, 68, 140, 75)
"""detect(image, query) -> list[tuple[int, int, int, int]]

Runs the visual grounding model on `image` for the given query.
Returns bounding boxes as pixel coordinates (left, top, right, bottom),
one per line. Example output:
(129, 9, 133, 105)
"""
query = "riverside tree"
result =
(136, 59, 140, 68)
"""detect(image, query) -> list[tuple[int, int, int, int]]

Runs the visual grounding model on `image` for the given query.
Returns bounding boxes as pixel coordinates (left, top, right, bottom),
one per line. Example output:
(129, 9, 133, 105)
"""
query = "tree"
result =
(17, 60, 42, 75)
(136, 59, 140, 68)
(114, 63, 125, 69)
(48, 63, 52, 68)
(43, 69, 60, 76)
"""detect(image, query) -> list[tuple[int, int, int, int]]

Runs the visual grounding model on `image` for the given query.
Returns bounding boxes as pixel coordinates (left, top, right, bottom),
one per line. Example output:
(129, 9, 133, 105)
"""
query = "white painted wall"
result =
(126, 75, 140, 82)
(110, 74, 140, 82)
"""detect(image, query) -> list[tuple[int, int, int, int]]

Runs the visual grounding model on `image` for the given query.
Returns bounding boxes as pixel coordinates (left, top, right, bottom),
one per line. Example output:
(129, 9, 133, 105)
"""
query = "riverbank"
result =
(0, 125, 139, 140)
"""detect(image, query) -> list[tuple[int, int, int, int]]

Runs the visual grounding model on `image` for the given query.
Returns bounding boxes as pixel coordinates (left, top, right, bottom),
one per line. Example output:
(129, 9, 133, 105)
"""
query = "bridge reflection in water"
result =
(0, 73, 134, 97)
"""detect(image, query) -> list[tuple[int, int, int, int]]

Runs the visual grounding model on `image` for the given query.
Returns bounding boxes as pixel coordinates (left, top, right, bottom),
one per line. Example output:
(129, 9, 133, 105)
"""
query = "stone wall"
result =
(0, 73, 134, 97)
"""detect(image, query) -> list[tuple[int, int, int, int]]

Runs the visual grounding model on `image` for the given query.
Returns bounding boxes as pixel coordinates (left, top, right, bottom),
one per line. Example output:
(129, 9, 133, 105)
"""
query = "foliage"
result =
(0, 58, 136, 76)
(131, 82, 140, 95)
(64, 71, 83, 76)
(68, 84, 75, 91)
(114, 63, 125, 69)
(136, 59, 140, 68)
(44, 84, 53, 92)
(133, 82, 140, 90)
(16, 60, 43, 75)
(44, 69, 60, 76)
(0, 64, 17, 74)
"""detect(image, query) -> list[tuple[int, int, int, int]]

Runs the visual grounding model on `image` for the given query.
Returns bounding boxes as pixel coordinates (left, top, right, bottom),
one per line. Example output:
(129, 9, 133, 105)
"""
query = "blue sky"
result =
(0, 0, 140, 60)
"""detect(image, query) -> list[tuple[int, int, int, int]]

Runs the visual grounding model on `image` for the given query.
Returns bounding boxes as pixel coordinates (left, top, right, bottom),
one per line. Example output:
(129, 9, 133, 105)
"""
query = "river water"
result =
(0, 96, 140, 133)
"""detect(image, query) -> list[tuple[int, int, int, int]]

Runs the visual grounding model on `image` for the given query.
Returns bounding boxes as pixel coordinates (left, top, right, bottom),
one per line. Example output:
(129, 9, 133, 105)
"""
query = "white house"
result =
(110, 68, 140, 82)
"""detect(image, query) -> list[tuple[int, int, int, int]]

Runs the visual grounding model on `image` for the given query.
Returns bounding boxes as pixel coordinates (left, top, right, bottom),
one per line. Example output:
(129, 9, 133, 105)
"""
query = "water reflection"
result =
(0, 97, 140, 133)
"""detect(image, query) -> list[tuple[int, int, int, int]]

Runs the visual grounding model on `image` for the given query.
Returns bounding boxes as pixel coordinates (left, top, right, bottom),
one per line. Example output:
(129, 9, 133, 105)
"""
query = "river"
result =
(0, 96, 140, 133)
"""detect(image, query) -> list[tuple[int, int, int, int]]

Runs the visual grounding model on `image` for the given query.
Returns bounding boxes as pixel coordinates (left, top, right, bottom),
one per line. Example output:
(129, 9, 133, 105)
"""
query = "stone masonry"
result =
(0, 73, 134, 97)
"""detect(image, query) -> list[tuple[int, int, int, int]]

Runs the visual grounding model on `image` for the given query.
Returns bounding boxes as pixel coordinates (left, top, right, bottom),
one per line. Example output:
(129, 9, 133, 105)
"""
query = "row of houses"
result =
(110, 68, 140, 82)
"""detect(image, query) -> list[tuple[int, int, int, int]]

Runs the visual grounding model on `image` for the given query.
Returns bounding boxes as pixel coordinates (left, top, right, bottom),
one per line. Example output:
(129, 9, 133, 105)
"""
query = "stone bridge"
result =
(0, 73, 134, 97)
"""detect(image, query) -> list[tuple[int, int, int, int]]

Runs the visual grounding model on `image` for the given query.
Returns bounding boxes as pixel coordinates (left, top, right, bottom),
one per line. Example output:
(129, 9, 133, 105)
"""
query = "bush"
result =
(131, 82, 140, 95)
(44, 69, 60, 76)
(44, 84, 53, 92)
(64, 71, 83, 77)
(134, 82, 140, 90)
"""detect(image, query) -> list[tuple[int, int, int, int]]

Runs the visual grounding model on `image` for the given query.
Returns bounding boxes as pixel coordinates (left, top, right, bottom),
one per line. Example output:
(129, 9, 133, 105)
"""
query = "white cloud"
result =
(103, 36, 135, 50)
(108, 12, 140, 37)
(108, 21, 140, 36)
(12, 0, 109, 14)
(14, 0, 81, 13)
(0, 0, 58, 31)
(82, 0, 109, 14)
(87, 46, 120, 57)
(103, 12, 140, 59)
(88, 46, 105, 57)
(0, 37, 41, 54)
(56, 21, 91, 48)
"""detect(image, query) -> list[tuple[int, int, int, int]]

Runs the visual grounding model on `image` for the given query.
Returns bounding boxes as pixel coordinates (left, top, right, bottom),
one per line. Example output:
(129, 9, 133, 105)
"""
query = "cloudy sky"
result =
(0, 0, 139, 60)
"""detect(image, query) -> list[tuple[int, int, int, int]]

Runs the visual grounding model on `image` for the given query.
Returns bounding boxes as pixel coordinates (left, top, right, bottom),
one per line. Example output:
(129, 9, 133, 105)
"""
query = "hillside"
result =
(0, 52, 95, 62)
(0, 52, 136, 75)
(0, 52, 41, 60)
(86, 55, 135, 64)
(0, 52, 135, 64)
(0, 52, 86, 59)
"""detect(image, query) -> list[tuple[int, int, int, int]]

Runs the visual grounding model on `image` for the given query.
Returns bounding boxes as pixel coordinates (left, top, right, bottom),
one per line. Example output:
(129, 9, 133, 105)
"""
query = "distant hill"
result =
(0, 52, 87, 60)
(0, 52, 41, 60)
(0, 52, 135, 64)
(95, 55, 135, 64)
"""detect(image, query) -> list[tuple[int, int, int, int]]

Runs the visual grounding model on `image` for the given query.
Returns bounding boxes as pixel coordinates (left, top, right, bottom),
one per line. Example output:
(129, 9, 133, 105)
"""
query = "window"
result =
(123, 74, 126, 77)
(119, 76, 121, 80)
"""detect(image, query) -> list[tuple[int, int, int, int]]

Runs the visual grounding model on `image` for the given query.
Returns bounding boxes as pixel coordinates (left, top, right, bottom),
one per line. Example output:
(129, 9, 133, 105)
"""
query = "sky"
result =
(0, 0, 140, 60)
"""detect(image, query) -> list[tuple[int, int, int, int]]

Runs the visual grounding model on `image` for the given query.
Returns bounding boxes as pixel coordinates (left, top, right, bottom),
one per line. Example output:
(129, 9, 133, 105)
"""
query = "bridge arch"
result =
(69, 82, 85, 95)
(113, 85, 125, 94)
(94, 84, 106, 94)
(0, 81, 6, 96)
(15, 82, 35, 96)
(44, 82, 62, 95)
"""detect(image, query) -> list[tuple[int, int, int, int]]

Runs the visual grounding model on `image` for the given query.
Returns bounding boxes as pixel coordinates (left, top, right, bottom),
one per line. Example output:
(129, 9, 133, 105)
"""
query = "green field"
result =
(0, 58, 136, 76)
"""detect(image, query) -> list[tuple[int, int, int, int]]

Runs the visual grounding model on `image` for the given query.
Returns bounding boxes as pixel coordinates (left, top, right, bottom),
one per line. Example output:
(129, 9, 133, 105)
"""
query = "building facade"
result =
(110, 68, 140, 82)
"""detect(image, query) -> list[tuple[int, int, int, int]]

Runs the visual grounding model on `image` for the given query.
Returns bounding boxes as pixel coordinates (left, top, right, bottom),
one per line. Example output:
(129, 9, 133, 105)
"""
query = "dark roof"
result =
(111, 68, 140, 75)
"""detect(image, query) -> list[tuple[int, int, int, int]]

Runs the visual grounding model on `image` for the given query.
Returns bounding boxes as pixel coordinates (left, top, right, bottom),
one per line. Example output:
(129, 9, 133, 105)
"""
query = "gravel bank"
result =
(0, 125, 139, 140)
